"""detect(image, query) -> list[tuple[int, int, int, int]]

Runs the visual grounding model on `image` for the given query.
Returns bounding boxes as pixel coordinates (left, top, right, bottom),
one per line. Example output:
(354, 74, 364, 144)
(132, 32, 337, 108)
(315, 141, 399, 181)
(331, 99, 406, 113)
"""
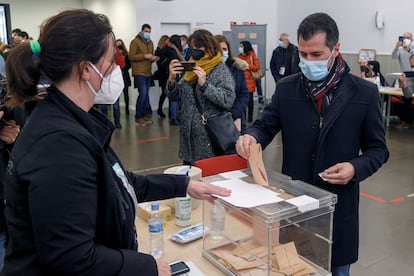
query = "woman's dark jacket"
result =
(155, 46, 180, 89)
(226, 57, 249, 133)
(122, 54, 131, 88)
(2, 86, 188, 275)
(246, 67, 389, 266)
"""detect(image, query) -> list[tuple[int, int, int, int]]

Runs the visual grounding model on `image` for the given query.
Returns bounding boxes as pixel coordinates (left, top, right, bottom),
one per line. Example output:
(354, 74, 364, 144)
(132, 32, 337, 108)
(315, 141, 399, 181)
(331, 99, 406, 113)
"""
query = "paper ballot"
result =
(212, 178, 283, 208)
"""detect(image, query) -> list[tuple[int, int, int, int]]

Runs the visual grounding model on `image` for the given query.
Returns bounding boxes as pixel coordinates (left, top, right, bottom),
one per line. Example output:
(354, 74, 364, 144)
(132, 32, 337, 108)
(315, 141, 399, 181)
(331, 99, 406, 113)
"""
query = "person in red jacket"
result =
(238, 41, 260, 122)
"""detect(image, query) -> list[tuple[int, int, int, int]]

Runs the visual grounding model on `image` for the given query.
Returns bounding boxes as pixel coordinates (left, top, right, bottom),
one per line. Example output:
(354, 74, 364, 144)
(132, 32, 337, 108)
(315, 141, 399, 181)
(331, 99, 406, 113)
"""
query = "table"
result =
(135, 206, 223, 276)
(379, 87, 403, 127)
(135, 168, 337, 275)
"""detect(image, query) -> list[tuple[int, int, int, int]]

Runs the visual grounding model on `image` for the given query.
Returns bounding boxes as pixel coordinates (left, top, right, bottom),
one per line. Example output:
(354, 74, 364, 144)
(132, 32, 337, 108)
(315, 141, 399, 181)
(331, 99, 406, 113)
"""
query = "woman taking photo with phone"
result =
(167, 29, 235, 165)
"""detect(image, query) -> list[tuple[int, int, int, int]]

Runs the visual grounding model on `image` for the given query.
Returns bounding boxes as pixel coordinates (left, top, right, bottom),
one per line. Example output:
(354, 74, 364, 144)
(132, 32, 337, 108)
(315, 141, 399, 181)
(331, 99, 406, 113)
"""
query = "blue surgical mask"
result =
(299, 52, 334, 81)
(143, 32, 150, 40)
(278, 40, 284, 48)
(222, 50, 229, 62)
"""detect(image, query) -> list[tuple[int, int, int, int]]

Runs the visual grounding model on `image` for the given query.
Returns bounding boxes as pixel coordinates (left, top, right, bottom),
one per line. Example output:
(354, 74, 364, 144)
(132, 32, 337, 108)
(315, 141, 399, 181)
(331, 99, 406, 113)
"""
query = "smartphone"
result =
(404, 71, 414, 78)
(399, 36, 404, 42)
(170, 261, 190, 276)
(179, 61, 196, 71)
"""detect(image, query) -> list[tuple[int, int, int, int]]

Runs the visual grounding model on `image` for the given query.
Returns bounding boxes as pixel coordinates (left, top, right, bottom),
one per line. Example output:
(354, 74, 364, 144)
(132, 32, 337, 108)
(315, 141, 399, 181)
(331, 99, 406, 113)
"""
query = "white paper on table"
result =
(212, 179, 283, 208)
(218, 170, 248, 179)
(185, 261, 204, 276)
(285, 195, 319, 212)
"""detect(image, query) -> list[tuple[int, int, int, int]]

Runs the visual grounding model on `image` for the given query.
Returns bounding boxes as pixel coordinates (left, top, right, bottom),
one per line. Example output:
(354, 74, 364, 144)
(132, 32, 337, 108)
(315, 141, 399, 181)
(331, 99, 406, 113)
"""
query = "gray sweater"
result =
(392, 45, 414, 72)
(167, 62, 235, 163)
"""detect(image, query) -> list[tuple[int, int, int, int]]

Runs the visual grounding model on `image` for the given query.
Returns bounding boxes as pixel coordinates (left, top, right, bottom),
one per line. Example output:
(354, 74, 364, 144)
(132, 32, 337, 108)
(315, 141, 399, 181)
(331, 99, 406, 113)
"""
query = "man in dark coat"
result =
(269, 33, 300, 83)
(236, 13, 389, 276)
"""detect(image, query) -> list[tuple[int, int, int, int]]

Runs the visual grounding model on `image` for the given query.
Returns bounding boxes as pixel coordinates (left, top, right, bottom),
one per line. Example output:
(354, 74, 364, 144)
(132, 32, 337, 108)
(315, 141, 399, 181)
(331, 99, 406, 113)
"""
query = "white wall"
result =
(3, 0, 82, 39)
(277, 0, 410, 55)
(82, 0, 137, 45)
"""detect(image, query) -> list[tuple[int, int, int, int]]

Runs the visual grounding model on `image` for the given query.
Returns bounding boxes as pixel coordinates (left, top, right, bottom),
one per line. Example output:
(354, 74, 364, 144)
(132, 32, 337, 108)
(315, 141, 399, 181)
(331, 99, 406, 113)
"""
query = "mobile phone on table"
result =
(179, 61, 196, 71)
(399, 36, 404, 42)
(170, 261, 190, 276)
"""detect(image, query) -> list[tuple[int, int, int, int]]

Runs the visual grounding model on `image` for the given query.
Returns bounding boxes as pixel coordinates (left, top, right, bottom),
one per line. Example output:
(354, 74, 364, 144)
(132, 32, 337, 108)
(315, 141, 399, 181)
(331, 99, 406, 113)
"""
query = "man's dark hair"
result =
(297, 12, 339, 50)
(141, 23, 151, 31)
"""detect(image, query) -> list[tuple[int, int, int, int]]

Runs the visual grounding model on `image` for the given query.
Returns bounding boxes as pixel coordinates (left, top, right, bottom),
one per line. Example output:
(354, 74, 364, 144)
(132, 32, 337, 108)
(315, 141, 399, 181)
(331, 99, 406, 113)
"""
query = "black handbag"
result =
(203, 112, 240, 155)
(193, 90, 240, 155)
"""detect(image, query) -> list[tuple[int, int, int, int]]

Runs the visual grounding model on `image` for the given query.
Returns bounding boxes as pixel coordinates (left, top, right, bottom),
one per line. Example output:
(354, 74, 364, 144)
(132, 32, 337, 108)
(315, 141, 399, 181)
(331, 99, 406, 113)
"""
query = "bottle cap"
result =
(151, 202, 160, 211)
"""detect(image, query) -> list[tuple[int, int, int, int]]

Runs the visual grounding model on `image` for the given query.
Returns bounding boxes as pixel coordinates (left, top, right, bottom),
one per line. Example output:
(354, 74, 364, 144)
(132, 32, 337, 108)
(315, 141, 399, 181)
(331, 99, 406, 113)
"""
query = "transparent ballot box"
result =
(202, 170, 337, 276)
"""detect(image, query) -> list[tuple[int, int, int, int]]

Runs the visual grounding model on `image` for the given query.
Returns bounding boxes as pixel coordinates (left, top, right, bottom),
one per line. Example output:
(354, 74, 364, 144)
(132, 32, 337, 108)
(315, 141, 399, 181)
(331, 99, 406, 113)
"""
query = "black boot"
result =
(123, 89, 129, 117)
(157, 109, 166, 118)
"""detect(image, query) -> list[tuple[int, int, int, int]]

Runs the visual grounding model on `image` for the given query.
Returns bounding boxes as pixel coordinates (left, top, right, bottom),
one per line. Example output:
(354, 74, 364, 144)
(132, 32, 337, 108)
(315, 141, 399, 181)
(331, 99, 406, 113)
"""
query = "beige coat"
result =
(128, 35, 154, 77)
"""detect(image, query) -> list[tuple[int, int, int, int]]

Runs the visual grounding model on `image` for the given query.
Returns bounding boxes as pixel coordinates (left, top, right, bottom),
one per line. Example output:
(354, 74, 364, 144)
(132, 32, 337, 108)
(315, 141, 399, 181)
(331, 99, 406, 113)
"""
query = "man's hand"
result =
(319, 162, 355, 185)
(235, 134, 257, 159)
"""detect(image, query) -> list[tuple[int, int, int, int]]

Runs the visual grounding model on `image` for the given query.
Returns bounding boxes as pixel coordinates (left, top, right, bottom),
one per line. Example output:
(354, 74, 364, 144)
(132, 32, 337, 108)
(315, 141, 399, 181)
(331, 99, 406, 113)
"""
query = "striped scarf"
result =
(304, 53, 347, 113)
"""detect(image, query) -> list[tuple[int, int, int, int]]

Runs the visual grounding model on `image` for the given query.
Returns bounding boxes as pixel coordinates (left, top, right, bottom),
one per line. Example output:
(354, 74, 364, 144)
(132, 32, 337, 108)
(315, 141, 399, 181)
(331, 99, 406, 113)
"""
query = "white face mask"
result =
(86, 62, 124, 105)
(403, 38, 411, 46)
(222, 50, 229, 62)
(238, 47, 244, 55)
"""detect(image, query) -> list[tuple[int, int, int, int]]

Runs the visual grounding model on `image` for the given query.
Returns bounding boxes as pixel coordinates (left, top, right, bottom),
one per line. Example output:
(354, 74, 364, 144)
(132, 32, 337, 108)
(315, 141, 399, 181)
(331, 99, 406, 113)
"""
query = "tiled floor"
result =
(109, 103, 414, 275)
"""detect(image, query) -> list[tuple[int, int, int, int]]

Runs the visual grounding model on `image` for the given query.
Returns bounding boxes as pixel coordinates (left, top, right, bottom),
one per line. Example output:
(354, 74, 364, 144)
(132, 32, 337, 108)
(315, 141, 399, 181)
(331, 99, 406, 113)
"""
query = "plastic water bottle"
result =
(394, 78, 400, 89)
(375, 73, 382, 89)
(210, 201, 225, 240)
(148, 202, 164, 258)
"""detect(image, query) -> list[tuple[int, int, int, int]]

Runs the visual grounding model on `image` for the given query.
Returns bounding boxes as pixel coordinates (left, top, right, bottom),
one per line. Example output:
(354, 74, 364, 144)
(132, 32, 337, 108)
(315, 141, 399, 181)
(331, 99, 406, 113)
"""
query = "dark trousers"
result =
(134, 76, 152, 119)
(394, 97, 413, 124)
(248, 93, 254, 122)
(100, 98, 121, 124)
(158, 85, 167, 112)
(256, 79, 264, 103)
(123, 86, 129, 114)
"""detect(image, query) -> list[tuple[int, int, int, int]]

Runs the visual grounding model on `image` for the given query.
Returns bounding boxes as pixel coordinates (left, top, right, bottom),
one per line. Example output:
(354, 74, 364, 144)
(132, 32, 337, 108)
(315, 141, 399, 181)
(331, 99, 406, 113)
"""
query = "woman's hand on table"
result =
(187, 180, 231, 200)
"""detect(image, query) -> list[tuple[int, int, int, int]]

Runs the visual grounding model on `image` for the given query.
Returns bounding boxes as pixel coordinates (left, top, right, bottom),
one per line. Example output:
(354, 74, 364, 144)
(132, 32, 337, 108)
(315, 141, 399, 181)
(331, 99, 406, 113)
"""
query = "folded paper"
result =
(248, 143, 269, 186)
